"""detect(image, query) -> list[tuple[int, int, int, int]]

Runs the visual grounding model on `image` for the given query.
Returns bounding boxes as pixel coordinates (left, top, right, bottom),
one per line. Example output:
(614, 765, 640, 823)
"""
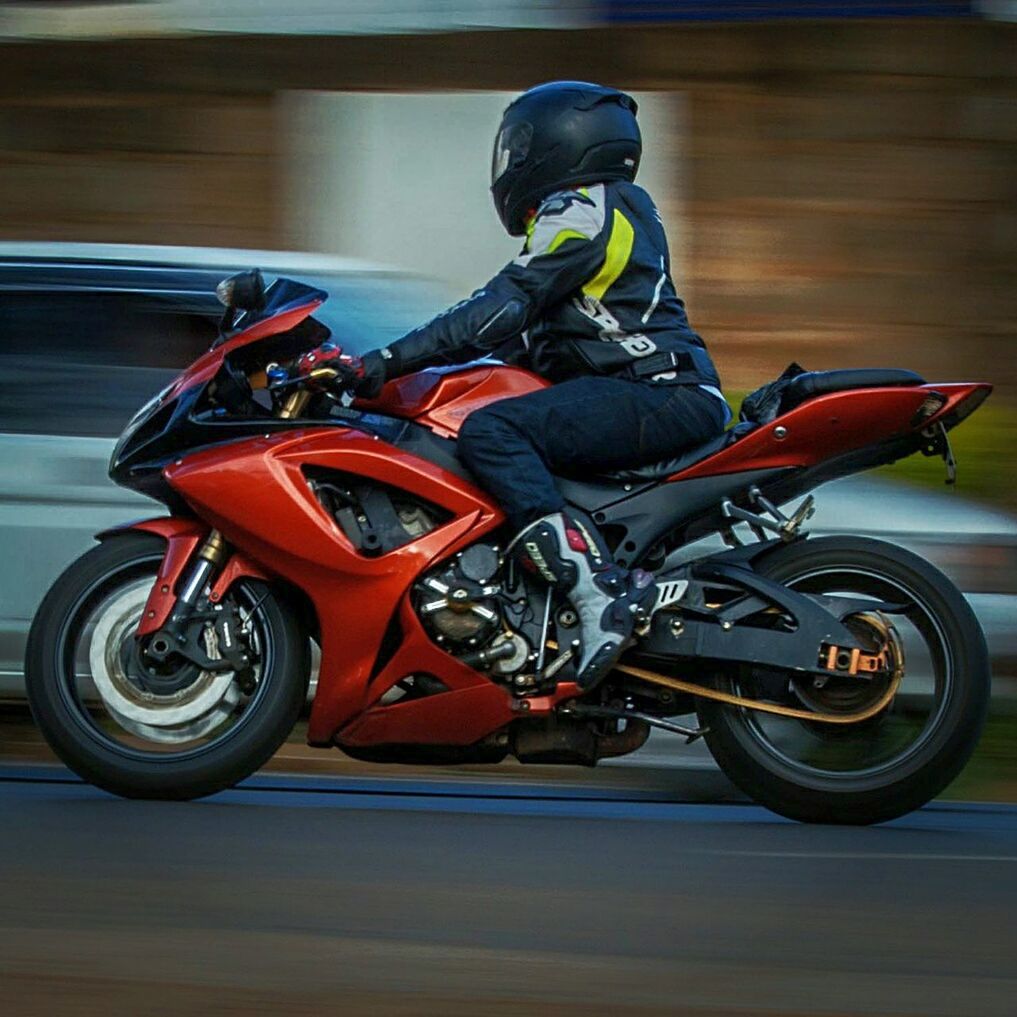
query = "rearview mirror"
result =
(216, 269, 267, 313)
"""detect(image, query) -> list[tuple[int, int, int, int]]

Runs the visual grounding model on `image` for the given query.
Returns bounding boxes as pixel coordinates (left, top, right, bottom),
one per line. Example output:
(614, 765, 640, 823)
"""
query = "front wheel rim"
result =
(56, 556, 276, 762)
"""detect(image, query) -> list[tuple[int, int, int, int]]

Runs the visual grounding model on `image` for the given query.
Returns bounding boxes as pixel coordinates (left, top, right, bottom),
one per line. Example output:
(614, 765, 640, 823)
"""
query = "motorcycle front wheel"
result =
(26, 532, 310, 800)
(698, 536, 990, 825)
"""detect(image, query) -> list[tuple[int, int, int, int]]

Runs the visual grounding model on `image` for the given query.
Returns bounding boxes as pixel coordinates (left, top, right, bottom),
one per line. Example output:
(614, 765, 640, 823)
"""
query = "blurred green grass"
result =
(877, 398, 1017, 514)
(944, 703, 1017, 802)
(726, 391, 1017, 515)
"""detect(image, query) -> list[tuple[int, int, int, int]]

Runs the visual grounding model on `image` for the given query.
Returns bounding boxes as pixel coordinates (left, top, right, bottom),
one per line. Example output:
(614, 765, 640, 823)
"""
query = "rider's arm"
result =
(371, 190, 610, 379)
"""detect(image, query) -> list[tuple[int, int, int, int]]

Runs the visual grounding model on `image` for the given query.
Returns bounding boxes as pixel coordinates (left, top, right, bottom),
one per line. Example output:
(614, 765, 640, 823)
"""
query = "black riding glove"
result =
(349, 350, 388, 399)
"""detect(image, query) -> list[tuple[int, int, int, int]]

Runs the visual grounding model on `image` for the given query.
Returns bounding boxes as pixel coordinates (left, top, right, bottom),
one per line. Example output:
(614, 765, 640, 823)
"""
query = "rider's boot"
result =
(512, 509, 656, 690)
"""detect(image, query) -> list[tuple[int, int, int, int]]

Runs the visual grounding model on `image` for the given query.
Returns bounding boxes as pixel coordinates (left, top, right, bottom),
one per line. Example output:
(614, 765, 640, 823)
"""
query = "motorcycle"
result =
(26, 270, 992, 824)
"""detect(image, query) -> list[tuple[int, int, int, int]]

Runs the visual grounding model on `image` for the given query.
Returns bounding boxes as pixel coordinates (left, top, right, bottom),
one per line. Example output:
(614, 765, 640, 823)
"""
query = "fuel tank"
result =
(361, 365, 548, 439)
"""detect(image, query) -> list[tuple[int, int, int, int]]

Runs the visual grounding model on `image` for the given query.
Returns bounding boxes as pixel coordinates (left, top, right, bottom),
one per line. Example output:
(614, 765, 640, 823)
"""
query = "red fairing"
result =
(122, 460, 576, 748)
(101, 517, 270, 637)
(338, 596, 579, 747)
(669, 382, 991, 482)
(362, 365, 548, 438)
(161, 426, 505, 744)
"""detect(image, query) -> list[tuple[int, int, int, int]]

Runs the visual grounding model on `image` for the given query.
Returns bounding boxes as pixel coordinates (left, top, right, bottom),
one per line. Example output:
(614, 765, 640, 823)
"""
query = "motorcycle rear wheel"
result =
(26, 532, 310, 800)
(698, 536, 990, 825)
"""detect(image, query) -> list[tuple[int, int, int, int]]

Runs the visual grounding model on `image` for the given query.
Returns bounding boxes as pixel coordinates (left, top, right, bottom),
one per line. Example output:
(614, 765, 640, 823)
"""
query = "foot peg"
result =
(721, 488, 816, 544)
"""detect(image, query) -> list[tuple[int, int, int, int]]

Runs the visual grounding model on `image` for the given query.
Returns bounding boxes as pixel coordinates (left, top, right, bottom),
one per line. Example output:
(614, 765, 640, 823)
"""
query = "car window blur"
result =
(0, 291, 218, 438)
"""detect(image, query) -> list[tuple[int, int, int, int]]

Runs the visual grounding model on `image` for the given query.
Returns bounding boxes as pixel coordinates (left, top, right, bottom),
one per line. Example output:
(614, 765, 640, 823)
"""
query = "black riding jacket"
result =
(379, 181, 721, 390)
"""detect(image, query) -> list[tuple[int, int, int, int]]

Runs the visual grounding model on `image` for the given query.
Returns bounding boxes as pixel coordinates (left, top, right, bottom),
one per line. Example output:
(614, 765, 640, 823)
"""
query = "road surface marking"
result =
(709, 849, 1017, 863)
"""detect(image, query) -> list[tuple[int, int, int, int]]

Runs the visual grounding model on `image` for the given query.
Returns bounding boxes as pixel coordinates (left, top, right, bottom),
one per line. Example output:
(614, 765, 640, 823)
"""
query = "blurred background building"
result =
(0, 0, 1014, 398)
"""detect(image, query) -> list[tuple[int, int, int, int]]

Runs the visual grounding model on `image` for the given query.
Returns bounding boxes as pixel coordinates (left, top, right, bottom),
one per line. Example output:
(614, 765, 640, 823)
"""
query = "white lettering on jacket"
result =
(572, 294, 657, 358)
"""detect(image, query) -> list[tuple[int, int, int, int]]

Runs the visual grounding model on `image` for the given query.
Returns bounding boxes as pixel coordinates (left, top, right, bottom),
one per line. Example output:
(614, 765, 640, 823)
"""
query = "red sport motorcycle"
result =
(26, 272, 992, 824)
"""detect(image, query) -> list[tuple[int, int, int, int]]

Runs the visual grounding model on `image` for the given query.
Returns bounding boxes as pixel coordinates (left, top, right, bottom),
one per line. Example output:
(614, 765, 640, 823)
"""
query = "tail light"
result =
(911, 384, 991, 431)
(947, 385, 992, 426)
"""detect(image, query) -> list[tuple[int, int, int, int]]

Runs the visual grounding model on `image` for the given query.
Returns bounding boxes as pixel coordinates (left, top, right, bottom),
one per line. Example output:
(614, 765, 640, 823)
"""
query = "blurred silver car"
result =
(0, 242, 452, 697)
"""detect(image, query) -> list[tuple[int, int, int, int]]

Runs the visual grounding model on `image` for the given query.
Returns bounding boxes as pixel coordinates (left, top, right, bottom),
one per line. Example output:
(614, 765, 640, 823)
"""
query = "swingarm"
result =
(638, 555, 900, 680)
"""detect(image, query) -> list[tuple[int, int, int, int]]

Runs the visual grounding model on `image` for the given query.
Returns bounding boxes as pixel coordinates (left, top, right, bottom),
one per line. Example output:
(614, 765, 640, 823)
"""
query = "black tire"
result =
(698, 536, 990, 825)
(25, 532, 310, 800)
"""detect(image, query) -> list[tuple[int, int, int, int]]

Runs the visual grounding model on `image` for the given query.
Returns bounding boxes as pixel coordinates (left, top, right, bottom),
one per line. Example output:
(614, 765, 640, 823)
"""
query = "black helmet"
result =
(490, 81, 641, 237)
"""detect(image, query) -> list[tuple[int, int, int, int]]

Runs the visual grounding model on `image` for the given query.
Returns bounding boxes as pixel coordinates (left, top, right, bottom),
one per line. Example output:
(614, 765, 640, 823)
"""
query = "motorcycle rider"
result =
(340, 81, 729, 690)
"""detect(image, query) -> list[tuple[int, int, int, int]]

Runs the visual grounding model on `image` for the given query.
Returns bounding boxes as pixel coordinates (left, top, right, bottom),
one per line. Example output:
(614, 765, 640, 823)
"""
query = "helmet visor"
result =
(491, 122, 532, 186)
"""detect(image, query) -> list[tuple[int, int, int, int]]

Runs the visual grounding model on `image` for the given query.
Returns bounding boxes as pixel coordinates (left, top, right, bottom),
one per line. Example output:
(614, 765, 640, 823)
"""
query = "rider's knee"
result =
(459, 404, 514, 452)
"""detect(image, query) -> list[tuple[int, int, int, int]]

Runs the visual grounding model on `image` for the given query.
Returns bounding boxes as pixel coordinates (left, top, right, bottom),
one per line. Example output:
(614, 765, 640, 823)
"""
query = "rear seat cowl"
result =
(589, 369, 925, 486)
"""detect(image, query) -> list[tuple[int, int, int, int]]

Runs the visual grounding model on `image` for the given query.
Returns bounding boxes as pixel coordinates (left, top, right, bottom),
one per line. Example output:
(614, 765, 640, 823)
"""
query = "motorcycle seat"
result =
(779, 368, 924, 414)
(554, 426, 754, 512)
(600, 422, 756, 484)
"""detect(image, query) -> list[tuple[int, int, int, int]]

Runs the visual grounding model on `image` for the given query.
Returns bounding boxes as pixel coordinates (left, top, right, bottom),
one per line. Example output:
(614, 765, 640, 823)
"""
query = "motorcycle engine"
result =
(415, 543, 504, 648)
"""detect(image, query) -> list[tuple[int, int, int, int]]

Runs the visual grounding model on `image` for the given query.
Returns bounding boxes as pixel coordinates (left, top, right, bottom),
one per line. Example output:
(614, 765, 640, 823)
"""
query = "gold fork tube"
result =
(278, 389, 311, 419)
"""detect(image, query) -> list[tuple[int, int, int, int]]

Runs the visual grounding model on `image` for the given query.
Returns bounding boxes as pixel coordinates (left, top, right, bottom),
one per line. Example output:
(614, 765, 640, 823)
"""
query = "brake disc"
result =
(88, 583, 241, 743)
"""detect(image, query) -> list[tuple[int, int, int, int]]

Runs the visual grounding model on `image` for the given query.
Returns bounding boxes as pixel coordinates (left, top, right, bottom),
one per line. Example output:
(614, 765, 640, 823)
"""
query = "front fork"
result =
(174, 531, 228, 614)
(278, 388, 312, 419)
(144, 529, 248, 674)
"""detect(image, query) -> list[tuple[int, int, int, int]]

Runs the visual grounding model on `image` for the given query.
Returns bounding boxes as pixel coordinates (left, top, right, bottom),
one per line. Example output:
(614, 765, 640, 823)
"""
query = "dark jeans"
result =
(457, 377, 729, 532)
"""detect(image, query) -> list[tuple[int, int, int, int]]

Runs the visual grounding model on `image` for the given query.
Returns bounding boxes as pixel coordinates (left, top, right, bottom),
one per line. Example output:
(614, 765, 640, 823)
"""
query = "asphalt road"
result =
(2, 767, 1016, 1017)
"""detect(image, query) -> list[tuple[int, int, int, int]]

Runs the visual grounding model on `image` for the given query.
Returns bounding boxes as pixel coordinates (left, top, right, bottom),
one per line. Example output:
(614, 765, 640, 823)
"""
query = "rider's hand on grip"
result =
(346, 350, 387, 399)
(294, 343, 386, 399)
(294, 341, 345, 384)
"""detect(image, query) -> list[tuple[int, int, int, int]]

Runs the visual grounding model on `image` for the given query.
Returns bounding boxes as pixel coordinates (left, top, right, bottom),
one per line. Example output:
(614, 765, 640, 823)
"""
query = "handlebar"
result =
(265, 352, 348, 395)
(265, 363, 341, 393)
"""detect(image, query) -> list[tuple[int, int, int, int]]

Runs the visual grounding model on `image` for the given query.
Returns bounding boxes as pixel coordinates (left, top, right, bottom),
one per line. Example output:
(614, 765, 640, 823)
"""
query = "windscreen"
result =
(217, 277, 327, 347)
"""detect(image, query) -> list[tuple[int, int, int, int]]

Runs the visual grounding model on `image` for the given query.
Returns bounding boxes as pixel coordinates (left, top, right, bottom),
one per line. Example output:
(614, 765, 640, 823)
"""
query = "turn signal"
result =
(215, 269, 267, 312)
(911, 392, 947, 427)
